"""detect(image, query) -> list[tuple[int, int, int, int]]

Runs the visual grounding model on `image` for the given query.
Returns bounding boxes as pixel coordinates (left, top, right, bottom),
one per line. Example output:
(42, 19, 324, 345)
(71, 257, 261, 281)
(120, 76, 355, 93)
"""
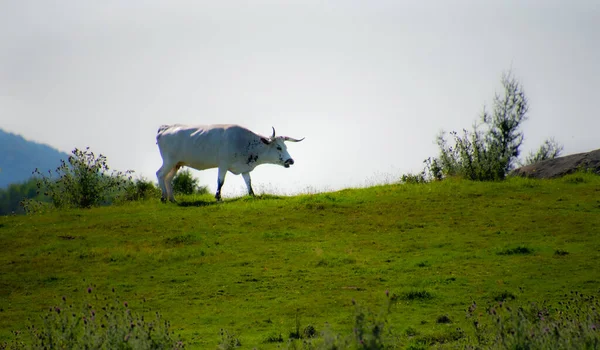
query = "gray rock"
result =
(511, 149, 600, 179)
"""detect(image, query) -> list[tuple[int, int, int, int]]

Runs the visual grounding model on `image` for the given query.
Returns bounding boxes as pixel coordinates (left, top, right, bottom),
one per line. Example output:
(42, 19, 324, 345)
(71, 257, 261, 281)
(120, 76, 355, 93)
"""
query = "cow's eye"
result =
(277, 146, 282, 151)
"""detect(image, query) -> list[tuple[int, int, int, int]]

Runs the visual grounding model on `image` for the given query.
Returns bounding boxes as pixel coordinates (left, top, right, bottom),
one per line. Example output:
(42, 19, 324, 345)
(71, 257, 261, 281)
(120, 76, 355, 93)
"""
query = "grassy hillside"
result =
(1, 174, 599, 348)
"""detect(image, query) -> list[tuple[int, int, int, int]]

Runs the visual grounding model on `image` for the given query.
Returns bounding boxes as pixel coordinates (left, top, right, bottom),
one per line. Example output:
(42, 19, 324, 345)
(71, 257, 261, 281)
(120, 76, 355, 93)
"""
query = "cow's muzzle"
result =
(284, 158, 294, 168)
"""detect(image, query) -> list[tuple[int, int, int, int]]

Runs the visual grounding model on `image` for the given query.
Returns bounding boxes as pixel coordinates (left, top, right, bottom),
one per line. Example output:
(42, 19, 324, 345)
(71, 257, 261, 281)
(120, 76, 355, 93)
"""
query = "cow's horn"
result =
(283, 136, 305, 142)
(271, 127, 276, 139)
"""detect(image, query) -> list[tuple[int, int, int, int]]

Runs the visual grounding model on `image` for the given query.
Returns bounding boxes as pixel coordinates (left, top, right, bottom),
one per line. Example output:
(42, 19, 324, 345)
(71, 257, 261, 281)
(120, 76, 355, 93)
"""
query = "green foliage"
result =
(431, 71, 529, 181)
(28, 147, 133, 210)
(425, 70, 563, 182)
(523, 137, 564, 166)
(497, 246, 534, 256)
(1, 288, 183, 349)
(0, 178, 41, 215)
(401, 290, 433, 301)
(172, 169, 208, 195)
(400, 172, 427, 184)
(121, 177, 161, 202)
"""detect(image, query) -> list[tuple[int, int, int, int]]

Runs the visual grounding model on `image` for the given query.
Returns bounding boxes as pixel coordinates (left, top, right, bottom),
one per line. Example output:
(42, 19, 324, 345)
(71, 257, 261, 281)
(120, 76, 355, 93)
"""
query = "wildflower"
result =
(62, 296, 66, 302)
(385, 290, 389, 297)
(87, 287, 92, 294)
(124, 301, 128, 308)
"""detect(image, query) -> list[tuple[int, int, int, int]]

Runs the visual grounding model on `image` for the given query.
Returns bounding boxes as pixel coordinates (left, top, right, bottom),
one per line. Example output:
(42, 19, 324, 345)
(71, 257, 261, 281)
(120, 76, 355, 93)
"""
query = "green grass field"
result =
(1, 174, 599, 348)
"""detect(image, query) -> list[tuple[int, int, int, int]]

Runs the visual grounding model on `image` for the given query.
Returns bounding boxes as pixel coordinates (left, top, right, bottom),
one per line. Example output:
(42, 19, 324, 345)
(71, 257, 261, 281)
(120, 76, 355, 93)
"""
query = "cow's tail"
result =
(156, 125, 171, 144)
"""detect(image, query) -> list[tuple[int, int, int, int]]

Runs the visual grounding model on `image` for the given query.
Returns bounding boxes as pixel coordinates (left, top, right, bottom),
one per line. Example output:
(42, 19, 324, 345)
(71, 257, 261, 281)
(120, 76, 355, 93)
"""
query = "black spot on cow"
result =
(247, 154, 259, 165)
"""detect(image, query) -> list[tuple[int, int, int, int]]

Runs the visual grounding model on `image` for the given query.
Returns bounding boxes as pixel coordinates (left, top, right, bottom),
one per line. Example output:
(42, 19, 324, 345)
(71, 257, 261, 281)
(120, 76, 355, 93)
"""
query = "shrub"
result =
(27, 147, 133, 209)
(402, 290, 433, 301)
(121, 177, 161, 202)
(497, 246, 534, 255)
(436, 315, 452, 324)
(424, 70, 562, 181)
(400, 172, 427, 184)
(172, 169, 208, 195)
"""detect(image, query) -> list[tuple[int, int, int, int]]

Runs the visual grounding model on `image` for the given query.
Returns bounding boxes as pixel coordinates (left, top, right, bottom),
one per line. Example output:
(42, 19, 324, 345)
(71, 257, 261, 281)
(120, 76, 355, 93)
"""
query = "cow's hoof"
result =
(160, 198, 167, 203)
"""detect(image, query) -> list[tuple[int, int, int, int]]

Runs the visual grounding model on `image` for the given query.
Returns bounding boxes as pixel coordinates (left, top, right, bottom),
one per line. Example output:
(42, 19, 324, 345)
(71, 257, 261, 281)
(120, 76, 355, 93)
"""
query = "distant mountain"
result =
(0, 129, 69, 188)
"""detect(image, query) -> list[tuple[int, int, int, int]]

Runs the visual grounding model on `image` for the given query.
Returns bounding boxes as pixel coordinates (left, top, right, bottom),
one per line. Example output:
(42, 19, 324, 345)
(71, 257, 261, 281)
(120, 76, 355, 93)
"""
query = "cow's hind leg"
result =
(164, 165, 182, 202)
(215, 166, 228, 201)
(157, 162, 180, 203)
(242, 172, 254, 196)
(156, 164, 173, 202)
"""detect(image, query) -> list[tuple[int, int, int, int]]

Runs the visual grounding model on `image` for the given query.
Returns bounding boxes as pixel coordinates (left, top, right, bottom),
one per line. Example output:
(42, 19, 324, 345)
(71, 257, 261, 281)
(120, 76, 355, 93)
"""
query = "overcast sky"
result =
(1, 1, 598, 196)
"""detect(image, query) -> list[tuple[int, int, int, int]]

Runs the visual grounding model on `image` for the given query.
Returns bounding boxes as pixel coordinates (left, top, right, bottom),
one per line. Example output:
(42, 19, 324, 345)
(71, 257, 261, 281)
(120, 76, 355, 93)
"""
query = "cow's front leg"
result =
(215, 167, 227, 201)
(242, 172, 254, 196)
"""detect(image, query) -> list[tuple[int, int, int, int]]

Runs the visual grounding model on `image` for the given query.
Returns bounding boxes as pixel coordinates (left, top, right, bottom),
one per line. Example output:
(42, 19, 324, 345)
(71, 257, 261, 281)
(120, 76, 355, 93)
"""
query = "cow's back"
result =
(156, 124, 258, 171)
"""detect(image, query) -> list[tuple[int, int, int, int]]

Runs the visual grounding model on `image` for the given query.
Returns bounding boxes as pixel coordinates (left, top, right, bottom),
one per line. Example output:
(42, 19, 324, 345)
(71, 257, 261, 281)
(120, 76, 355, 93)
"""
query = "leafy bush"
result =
(121, 177, 161, 202)
(400, 172, 427, 184)
(497, 246, 534, 255)
(424, 70, 562, 182)
(172, 169, 208, 195)
(429, 71, 528, 181)
(402, 290, 433, 301)
(28, 147, 133, 209)
(1, 288, 183, 349)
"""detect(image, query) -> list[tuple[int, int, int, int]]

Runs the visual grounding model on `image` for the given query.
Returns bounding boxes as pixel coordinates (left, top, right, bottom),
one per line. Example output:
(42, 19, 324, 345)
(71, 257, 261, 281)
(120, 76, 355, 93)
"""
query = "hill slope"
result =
(0, 129, 68, 188)
(0, 175, 599, 348)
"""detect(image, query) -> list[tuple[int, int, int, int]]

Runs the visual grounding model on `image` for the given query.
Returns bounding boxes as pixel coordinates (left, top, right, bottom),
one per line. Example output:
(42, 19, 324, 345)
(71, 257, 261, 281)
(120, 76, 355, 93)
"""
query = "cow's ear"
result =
(261, 137, 271, 145)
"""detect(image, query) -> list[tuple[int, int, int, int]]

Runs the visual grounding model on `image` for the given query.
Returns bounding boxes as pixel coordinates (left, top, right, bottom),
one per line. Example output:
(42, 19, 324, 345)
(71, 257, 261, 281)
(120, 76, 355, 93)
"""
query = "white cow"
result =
(156, 124, 304, 202)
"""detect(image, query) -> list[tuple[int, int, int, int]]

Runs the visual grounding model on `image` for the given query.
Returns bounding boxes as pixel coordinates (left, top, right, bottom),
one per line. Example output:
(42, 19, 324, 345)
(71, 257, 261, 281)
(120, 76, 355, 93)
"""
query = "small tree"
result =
(523, 137, 563, 166)
(428, 71, 530, 181)
(482, 71, 529, 176)
(30, 147, 133, 209)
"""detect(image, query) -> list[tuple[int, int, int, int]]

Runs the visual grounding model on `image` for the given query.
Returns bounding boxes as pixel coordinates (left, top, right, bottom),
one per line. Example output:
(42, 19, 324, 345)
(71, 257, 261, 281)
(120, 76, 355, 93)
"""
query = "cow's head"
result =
(261, 127, 304, 168)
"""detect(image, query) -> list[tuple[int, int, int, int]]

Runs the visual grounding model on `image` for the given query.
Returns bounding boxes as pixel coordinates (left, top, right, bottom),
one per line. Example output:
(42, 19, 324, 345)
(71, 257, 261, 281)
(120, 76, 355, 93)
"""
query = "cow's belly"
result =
(184, 160, 219, 171)
(227, 162, 256, 175)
